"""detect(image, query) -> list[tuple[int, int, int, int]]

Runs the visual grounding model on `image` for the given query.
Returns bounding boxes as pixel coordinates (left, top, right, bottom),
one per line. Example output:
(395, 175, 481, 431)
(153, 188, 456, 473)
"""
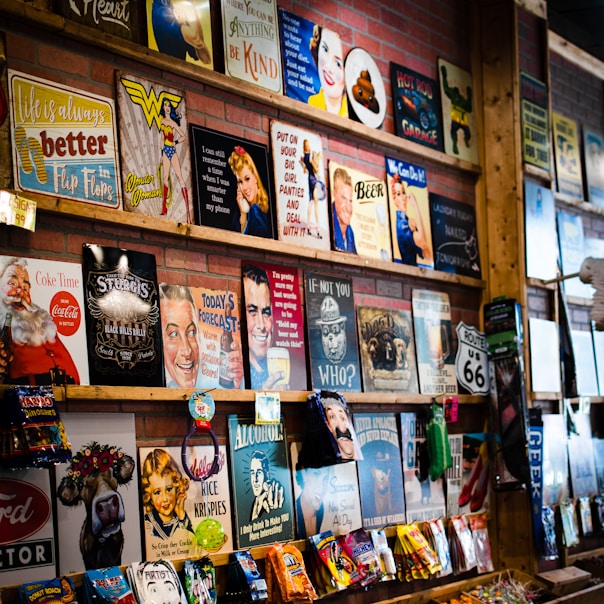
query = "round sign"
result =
(50, 291, 81, 337)
(344, 47, 387, 129)
(188, 391, 215, 422)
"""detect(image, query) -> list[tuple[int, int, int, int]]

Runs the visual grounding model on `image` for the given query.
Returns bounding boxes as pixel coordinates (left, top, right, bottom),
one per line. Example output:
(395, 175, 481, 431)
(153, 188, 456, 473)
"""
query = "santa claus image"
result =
(0, 256, 80, 385)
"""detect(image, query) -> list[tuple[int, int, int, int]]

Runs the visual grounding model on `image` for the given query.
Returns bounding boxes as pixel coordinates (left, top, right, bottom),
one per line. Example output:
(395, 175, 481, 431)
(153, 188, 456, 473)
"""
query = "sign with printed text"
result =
(552, 111, 583, 199)
(411, 289, 457, 396)
(0, 469, 56, 585)
(328, 160, 391, 261)
(8, 70, 121, 208)
(270, 120, 330, 248)
(222, 0, 282, 93)
(0, 190, 36, 231)
(304, 271, 361, 392)
(520, 72, 550, 171)
(58, 0, 141, 42)
(455, 322, 489, 395)
(117, 72, 193, 224)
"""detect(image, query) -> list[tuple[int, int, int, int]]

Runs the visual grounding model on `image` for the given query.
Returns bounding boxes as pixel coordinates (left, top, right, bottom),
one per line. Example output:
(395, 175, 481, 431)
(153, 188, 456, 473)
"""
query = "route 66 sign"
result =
(455, 322, 490, 394)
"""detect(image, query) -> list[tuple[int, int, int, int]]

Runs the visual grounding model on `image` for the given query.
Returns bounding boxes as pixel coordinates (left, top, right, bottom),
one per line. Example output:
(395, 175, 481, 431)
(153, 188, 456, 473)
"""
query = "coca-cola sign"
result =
(0, 479, 51, 545)
(50, 291, 82, 336)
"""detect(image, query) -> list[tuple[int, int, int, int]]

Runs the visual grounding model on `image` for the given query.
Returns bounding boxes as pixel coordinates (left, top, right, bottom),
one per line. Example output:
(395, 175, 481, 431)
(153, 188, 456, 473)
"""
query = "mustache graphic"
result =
(5, 294, 34, 311)
(335, 427, 352, 441)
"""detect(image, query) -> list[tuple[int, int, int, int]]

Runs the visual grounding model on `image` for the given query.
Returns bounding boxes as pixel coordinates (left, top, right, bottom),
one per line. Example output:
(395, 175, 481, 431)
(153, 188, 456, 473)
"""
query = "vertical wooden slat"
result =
(478, 0, 538, 574)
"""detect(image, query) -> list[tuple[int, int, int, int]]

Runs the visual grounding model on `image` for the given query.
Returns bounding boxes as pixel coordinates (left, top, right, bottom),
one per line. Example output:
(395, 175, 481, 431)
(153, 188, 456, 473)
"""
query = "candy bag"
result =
(19, 576, 77, 603)
(183, 558, 217, 604)
(265, 542, 317, 603)
(83, 566, 136, 604)
(338, 528, 382, 587)
(10, 385, 71, 467)
(469, 513, 494, 573)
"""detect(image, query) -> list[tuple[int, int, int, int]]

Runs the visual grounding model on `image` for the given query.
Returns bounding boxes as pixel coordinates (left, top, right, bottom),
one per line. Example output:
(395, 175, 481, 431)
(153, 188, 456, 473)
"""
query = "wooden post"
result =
(478, 0, 539, 574)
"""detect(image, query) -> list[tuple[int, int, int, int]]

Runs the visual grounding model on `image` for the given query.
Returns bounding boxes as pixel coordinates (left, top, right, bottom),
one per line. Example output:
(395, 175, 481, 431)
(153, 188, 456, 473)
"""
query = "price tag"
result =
(455, 321, 490, 395)
(188, 390, 215, 422)
(255, 391, 280, 424)
(0, 190, 37, 231)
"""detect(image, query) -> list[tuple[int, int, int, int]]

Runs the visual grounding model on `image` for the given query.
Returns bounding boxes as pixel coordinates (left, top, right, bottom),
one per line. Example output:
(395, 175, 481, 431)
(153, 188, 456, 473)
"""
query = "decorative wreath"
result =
(66, 441, 126, 488)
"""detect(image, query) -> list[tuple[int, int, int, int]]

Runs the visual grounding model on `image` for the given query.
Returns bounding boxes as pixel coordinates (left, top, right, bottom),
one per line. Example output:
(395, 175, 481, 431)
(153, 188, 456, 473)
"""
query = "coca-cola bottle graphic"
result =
(0, 311, 13, 384)
(219, 301, 234, 388)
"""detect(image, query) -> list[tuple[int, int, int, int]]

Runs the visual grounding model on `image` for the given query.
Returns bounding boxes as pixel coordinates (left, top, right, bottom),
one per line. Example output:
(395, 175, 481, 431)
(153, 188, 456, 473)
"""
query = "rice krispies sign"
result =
(8, 70, 121, 208)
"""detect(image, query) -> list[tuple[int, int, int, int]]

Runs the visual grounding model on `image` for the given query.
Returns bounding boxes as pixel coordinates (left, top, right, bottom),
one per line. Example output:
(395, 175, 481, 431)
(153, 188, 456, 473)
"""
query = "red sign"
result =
(0, 479, 51, 545)
(51, 290, 82, 337)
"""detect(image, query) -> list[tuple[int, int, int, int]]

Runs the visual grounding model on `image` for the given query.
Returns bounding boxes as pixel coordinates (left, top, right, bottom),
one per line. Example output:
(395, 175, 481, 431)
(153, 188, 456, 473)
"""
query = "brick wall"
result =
(0, 2, 502, 598)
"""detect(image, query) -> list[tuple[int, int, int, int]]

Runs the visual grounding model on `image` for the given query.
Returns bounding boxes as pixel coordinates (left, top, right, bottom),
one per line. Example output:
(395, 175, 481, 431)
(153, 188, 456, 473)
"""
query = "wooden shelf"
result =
(531, 392, 604, 404)
(524, 163, 553, 184)
(554, 191, 604, 217)
(0, 1, 481, 178)
(0, 384, 485, 406)
(10, 189, 487, 289)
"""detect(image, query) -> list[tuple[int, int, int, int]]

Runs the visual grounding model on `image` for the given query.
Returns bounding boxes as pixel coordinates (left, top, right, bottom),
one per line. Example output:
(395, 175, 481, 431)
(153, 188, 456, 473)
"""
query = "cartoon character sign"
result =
(117, 72, 193, 223)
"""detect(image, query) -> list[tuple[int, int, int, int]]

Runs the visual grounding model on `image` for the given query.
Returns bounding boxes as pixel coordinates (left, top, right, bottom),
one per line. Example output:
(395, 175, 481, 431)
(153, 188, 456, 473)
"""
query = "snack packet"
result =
(83, 566, 136, 604)
(265, 542, 317, 602)
(10, 385, 71, 467)
(338, 528, 382, 587)
(19, 576, 77, 603)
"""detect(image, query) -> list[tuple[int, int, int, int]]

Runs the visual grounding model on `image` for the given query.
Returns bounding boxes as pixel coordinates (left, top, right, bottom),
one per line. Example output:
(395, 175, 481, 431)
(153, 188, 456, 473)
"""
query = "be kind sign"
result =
(9, 70, 121, 209)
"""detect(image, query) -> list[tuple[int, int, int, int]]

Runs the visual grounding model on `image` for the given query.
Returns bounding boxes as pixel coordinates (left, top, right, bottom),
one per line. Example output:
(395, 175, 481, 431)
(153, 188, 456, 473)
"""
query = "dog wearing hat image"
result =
(316, 295, 348, 364)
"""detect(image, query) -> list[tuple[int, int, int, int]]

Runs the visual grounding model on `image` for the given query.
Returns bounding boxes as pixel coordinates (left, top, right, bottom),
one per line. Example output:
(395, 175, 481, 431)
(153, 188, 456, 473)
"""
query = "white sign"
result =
(455, 321, 489, 394)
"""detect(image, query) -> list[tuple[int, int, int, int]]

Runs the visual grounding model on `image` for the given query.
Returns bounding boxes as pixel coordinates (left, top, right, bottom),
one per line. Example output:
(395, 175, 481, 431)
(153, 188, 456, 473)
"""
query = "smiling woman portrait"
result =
(228, 145, 271, 238)
(308, 25, 348, 118)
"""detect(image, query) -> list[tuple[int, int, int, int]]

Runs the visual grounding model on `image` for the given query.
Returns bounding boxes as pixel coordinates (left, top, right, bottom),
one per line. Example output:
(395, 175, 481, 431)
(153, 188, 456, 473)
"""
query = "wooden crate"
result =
(536, 566, 592, 596)
(442, 569, 552, 603)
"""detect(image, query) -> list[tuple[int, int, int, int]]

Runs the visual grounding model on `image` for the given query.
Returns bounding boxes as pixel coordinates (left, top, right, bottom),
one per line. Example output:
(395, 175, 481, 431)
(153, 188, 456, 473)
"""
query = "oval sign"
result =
(0, 478, 51, 545)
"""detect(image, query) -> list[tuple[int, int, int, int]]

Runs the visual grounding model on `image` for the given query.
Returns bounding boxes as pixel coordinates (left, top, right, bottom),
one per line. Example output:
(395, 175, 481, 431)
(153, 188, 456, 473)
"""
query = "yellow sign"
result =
(0, 190, 36, 231)
(552, 111, 584, 199)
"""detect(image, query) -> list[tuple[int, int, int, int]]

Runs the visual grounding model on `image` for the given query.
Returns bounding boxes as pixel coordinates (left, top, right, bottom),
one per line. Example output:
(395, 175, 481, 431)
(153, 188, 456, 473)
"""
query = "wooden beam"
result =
(549, 30, 604, 81)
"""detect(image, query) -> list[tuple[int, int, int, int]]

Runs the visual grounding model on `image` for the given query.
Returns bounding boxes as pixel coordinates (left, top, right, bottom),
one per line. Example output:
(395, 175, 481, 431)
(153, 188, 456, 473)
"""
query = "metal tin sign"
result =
(455, 321, 489, 395)
(9, 70, 121, 209)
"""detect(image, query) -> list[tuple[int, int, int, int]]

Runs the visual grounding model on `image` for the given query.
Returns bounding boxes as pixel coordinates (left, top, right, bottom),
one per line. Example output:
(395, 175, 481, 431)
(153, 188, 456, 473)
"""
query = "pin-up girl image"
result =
(300, 139, 325, 239)
(391, 173, 430, 266)
(308, 26, 348, 118)
(160, 97, 191, 222)
(228, 146, 271, 238)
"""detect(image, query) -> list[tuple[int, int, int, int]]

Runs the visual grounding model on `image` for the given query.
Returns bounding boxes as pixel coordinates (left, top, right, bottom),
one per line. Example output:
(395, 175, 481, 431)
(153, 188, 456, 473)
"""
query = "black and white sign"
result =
(455, 322, 489, 394)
